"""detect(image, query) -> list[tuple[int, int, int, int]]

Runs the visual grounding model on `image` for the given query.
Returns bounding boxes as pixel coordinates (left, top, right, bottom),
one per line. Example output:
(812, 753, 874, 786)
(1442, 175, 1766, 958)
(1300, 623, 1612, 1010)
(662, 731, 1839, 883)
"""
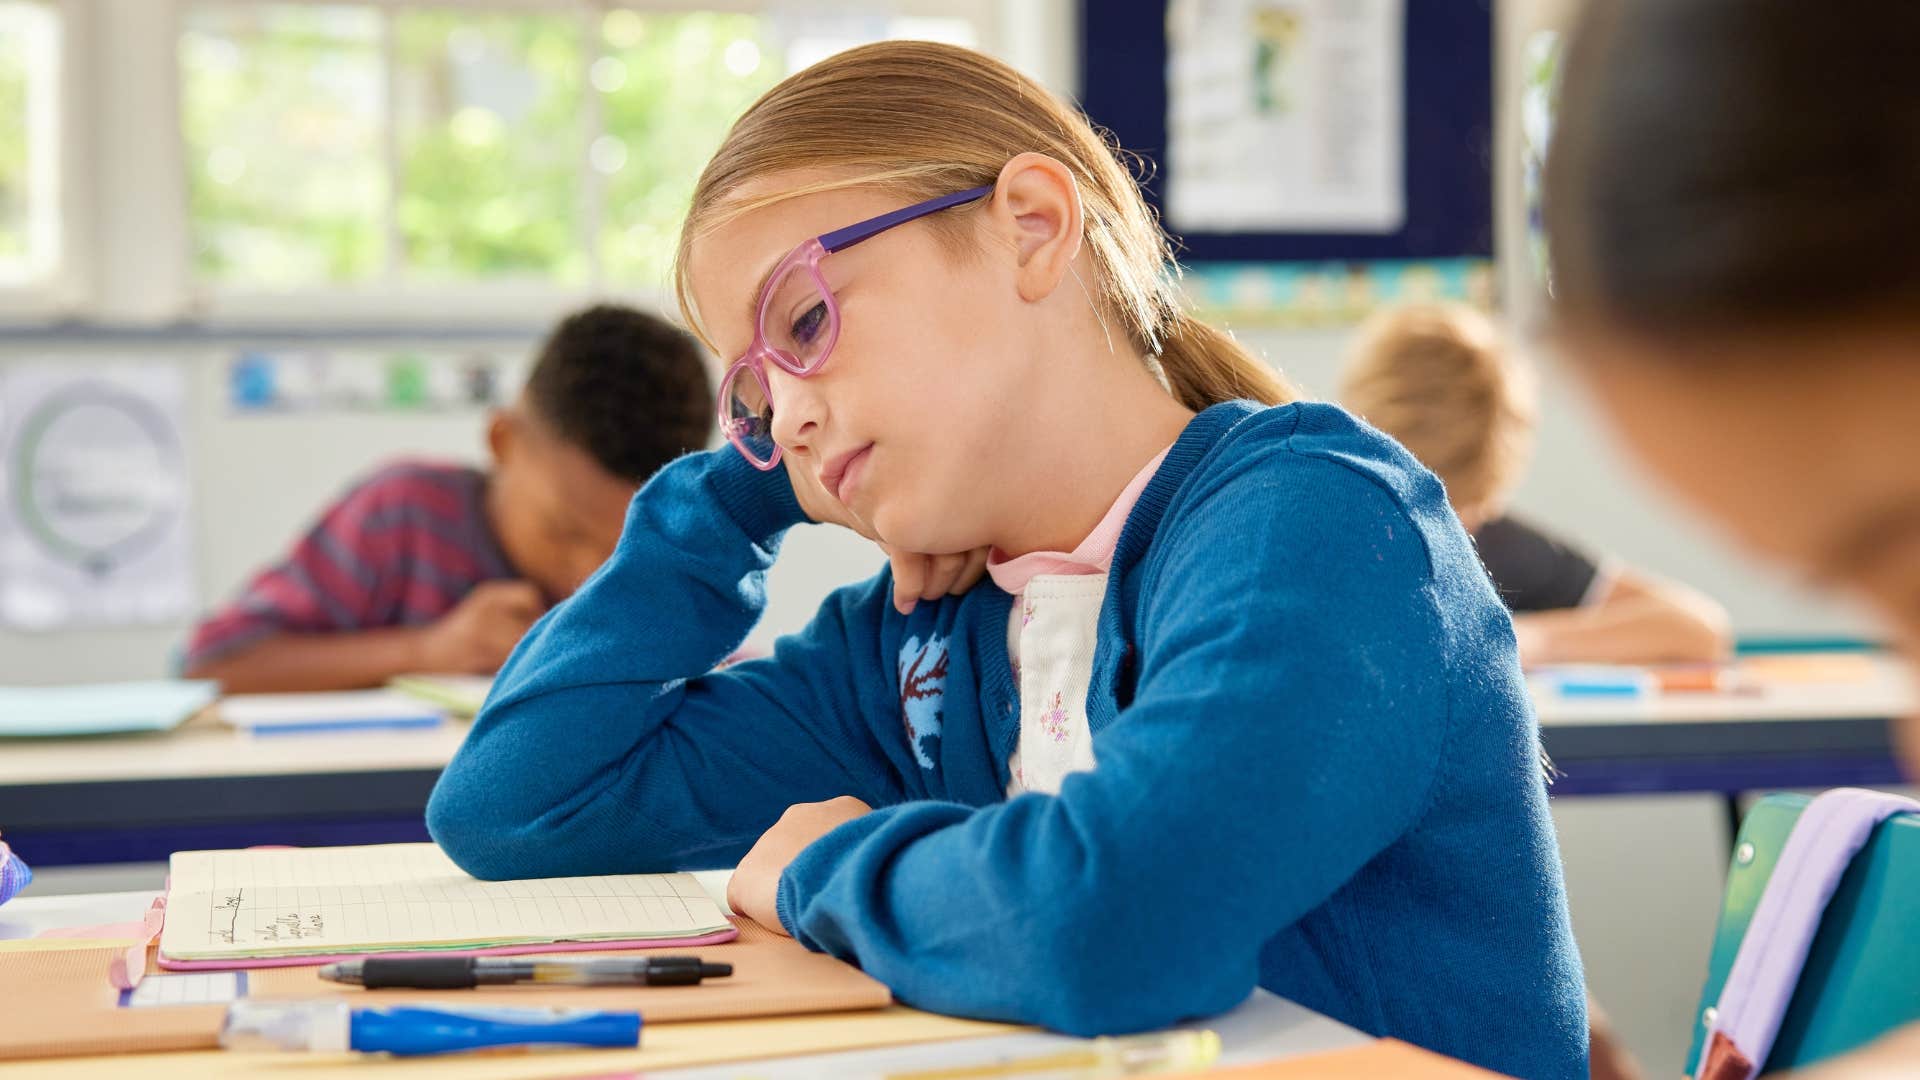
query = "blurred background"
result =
(0, 1, 1893, 1071)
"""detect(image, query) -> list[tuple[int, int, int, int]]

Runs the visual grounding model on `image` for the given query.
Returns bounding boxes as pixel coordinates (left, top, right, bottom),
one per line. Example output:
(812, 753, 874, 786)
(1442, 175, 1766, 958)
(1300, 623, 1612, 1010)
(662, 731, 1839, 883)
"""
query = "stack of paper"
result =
(219, 691, 445, 735)
(159, 843, 736, 962)
(0, 681, 218, 738)
(388, 674, 494, 718)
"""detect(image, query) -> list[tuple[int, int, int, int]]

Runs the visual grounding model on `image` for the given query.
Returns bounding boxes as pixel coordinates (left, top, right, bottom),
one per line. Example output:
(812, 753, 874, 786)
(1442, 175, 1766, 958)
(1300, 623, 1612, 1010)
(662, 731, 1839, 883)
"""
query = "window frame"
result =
(0, 0, 87, 320)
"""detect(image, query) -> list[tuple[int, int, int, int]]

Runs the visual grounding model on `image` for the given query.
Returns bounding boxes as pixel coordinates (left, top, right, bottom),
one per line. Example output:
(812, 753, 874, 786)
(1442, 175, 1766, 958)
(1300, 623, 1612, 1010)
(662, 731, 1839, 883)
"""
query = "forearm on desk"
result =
(184, 628, 432, 694)
(1514, 571, 1732, 666)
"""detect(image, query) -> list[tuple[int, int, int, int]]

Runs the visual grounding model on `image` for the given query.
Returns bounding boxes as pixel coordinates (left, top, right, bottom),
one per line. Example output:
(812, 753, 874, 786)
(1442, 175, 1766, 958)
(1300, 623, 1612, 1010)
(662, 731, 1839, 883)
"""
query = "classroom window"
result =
(181, 5, 387, 287)
(597, 10, 976, 287)
(0, 1, 61, 288)
(394, 11, 587, 283)
(597, 10, 780, 286)
(179, 2, 987, 297)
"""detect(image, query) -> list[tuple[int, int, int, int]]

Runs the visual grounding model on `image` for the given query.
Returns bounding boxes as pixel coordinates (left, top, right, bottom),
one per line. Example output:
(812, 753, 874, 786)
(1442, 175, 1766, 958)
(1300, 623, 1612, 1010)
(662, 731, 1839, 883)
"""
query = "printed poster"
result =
(0, 362, 196, 629)
(1166, 0, 1406, 234)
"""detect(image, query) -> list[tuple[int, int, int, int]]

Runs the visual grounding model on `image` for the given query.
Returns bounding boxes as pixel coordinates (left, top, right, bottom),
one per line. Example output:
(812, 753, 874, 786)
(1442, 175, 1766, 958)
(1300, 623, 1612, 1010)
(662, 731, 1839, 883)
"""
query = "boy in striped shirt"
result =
(184, 305, 711, 693)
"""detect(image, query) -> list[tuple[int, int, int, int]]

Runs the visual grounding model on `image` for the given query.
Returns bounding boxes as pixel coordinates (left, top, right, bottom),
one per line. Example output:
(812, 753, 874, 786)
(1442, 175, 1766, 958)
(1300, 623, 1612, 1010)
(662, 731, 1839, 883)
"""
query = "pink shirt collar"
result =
(985, 447, 1172, 596)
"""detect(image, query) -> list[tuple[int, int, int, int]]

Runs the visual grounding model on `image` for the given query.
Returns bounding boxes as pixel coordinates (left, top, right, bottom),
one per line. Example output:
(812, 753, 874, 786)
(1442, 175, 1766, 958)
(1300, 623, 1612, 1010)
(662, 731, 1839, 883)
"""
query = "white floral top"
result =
(986, 446, 1171, 797)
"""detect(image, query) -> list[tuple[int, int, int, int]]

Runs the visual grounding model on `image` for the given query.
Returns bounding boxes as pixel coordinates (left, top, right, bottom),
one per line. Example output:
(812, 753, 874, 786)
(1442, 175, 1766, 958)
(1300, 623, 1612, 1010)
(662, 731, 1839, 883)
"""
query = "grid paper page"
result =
(160, 843, 730, 961)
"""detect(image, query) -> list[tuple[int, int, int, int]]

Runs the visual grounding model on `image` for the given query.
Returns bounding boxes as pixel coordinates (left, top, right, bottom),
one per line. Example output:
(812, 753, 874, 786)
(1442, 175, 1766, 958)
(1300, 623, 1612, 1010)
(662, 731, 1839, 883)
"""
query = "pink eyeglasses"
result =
(717, 184, 995, 469)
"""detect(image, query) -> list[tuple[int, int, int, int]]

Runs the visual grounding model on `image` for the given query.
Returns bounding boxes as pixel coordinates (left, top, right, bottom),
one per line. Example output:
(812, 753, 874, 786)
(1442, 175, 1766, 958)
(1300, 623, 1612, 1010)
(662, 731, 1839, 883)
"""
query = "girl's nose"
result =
(764, 364, 825, 452)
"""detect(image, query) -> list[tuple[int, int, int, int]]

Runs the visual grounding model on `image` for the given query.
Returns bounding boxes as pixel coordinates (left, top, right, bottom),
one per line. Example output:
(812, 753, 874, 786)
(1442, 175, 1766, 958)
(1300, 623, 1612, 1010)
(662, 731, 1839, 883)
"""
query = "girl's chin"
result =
(868, 491, 984, 557)
(868, 513, 941, 558)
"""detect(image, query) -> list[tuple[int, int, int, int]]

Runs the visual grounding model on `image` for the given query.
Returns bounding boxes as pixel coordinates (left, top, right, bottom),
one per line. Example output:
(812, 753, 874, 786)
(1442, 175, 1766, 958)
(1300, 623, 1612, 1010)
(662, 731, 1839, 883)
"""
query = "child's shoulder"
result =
(1193, 399, 1445, 521)
(336, 458, 485, 511)
(296, 460, 492, 543)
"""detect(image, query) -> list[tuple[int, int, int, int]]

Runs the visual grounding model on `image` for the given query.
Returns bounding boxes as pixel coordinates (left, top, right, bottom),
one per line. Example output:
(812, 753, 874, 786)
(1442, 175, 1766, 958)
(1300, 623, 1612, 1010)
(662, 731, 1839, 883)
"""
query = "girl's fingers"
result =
(956, 547, 992, 593)
(885, 546, 996, 614)
(922, 553, 967, 601)
(888, 548, 927, 615)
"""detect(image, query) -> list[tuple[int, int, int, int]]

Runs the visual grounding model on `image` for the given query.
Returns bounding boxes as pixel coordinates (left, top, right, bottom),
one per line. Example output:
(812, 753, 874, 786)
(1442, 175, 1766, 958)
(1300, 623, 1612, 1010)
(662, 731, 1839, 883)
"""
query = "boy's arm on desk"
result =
(186, 628, 436, 694)
(186, 581, 544, 694)
(1513, 570, 1733, 667)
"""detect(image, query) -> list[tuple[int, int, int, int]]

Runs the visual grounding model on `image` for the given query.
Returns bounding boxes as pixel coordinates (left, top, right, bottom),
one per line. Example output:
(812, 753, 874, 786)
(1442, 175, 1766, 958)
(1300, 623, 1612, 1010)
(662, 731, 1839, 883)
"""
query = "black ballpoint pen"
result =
(318, 955, 734, 989)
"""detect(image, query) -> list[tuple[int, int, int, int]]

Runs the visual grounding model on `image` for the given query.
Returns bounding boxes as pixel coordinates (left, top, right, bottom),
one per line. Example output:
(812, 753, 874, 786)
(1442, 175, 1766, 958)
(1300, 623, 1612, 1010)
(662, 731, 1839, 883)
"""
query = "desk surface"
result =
(2, 708, 469, 785)
(0, 889, 1368, 1078)
(1532, 653, 1915, 726)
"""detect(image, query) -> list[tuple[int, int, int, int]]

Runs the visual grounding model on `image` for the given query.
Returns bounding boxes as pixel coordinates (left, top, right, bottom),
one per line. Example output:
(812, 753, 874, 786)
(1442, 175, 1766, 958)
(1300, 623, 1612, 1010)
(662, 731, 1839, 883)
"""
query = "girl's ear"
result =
(988, 152, 1085, 304)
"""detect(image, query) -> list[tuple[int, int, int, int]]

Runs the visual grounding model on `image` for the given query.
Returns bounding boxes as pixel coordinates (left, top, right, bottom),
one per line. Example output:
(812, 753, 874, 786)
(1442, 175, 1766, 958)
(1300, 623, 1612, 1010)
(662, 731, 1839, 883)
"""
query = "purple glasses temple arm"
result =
(817, 184, 995, 253)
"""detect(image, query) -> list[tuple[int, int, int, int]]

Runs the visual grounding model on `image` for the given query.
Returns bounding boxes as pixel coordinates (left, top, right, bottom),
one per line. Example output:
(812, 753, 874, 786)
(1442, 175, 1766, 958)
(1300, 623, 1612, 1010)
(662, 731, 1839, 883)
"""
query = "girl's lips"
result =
(818, 443, 874, 504)
(832, 445, 874, 504)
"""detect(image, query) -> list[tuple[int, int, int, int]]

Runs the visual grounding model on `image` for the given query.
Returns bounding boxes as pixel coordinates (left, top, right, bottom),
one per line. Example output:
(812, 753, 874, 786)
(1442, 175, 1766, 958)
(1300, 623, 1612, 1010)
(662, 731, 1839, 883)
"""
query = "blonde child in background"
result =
(1341, 302, 1731, 667)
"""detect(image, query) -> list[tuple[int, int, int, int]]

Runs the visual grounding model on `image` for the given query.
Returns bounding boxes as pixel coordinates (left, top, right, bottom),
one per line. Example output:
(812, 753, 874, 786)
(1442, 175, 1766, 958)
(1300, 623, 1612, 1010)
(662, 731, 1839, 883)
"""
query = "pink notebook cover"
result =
(43, 888, 740, 986)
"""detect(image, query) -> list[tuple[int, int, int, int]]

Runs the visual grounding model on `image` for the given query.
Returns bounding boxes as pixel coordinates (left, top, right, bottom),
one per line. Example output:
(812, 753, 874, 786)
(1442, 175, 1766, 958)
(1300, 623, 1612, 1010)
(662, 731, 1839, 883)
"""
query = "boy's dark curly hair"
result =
(523, 304, 713, 483)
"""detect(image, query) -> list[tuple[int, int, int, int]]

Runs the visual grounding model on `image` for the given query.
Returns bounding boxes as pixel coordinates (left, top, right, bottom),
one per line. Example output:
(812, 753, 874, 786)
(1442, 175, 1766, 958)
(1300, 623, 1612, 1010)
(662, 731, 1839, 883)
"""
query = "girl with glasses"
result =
(430, 41, 1586, 1079)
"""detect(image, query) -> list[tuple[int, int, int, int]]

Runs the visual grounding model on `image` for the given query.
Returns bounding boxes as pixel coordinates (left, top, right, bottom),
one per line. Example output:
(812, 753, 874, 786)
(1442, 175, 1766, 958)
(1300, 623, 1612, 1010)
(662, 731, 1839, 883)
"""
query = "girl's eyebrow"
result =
(744, 249, 788, 332)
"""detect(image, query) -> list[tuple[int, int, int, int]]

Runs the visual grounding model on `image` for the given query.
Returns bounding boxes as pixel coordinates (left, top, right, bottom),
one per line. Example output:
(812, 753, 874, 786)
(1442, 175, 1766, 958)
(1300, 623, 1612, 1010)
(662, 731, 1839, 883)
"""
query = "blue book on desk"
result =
(0, 680, 219, 737)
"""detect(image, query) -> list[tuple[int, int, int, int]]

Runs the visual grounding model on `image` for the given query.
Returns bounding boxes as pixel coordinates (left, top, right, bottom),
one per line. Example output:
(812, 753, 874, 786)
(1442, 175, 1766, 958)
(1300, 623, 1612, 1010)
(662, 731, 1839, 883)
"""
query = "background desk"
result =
(1536, 654, 1913, 797)
(8, 654, 1913, 866)
(1, 711, 462, 864)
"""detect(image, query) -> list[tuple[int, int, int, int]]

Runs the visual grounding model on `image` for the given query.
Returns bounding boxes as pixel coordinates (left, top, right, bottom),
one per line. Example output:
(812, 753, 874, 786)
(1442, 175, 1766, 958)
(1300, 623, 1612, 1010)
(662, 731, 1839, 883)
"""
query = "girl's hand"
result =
(727, 796, 872, 934)
(783, 456, 992, 614)
(883, 546, 992, 616)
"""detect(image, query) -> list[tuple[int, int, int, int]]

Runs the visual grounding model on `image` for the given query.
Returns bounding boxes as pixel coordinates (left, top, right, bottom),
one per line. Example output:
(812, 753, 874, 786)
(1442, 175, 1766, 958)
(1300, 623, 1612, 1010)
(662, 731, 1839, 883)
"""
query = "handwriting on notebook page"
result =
(164, 842, 731, 958)
(211, 890, 242, 944)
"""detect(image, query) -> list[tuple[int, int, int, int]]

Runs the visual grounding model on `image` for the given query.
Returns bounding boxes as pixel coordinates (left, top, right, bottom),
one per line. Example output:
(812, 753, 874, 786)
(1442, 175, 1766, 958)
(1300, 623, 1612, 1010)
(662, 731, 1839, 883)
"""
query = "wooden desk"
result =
(0, 890, 1370, 1078)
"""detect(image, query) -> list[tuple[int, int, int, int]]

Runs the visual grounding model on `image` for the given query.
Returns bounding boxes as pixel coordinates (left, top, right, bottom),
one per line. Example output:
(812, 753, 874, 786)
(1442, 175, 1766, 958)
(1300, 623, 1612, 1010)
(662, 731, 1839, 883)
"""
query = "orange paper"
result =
(1172, 1039, 1506, 1078)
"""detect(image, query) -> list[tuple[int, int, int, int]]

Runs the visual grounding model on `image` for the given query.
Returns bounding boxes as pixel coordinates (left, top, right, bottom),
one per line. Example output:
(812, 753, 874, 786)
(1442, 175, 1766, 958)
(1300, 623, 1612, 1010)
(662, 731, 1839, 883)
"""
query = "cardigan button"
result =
(1734, 842, 1755, 866)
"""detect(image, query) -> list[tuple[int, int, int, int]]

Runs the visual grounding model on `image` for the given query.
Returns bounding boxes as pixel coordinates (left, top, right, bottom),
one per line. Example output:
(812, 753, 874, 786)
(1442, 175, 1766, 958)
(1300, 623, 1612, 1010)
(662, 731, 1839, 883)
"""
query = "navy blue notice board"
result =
(1077, 0, 1495, 263)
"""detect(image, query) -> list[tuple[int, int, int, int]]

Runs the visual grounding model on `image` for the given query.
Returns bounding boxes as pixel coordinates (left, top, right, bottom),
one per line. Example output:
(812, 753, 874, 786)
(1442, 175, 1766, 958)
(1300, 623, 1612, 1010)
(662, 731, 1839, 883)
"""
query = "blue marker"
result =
(220, 1002, 640, 1056)
(1539, 666, 1656, 698)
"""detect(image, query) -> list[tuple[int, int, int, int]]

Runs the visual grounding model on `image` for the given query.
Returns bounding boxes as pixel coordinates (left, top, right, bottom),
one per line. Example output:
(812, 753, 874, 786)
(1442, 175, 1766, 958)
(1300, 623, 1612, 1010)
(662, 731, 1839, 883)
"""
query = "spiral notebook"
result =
(158, 843, 736, 965)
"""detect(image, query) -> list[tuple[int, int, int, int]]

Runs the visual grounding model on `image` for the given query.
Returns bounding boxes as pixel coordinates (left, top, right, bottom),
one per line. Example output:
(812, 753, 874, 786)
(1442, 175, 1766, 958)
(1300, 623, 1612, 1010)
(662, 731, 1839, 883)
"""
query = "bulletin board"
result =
(1077, 0, 1495, 265)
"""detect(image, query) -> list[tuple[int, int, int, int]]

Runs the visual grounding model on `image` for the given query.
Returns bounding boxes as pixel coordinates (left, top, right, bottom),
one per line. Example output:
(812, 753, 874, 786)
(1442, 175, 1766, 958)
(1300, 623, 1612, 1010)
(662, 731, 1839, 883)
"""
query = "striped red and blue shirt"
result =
(185, 461, 518, 668)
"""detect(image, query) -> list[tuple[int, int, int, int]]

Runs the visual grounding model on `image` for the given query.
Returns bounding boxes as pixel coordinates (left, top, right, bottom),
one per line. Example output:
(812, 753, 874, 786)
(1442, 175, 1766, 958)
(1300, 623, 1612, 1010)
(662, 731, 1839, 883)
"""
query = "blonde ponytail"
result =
(1153, 310, 1297, 410)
